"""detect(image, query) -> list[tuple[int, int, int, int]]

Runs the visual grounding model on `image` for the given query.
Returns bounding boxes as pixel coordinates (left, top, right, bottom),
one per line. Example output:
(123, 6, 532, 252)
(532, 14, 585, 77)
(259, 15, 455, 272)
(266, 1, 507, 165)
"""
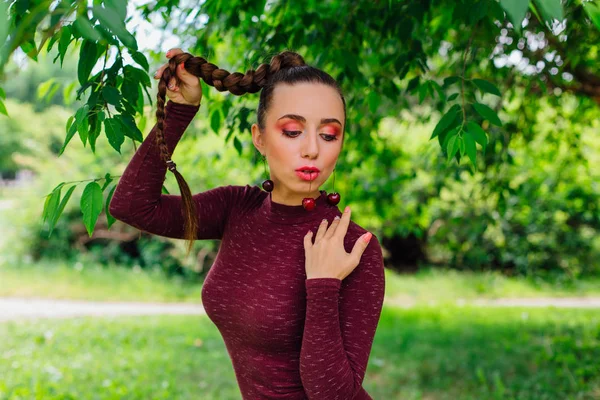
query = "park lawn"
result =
(1, 259, 600, 304)
(0, 306, 598, 399)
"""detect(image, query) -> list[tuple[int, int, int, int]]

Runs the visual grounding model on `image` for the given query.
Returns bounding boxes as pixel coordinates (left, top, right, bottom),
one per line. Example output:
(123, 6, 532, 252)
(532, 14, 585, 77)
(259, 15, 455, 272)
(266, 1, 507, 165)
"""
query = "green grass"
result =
(0, 260, 204, 303)
(0, 306, 598, 399)
(1, 259, 599, 304)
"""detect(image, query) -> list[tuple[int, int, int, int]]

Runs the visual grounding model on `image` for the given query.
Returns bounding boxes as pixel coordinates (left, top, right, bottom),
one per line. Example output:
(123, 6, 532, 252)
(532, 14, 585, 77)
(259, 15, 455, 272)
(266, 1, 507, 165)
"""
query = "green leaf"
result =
(102, 86, 121, 106)
(466, 121, 488, 153)
(431, 104, 461, 140)
(63, 81, 77, 106)
(104, 117, 125, 153)
(75, 105, 90, 146)
(447, 93, 459, 101)
(210, 109, 222, 134)
(233, 136, 243, 155)
(105, 184, 117, 229)
(473, 103, 502, 126)
(463, 131, 477, 167)
(20, 39, 38, 62)
(418, 83, 428, 104)
(78, 40, 101, 86)
(442, 76, 460, 88)
(533, 0, 564, 23)
(367, 90, 380, 114)
(42, 189, 60, 226)
(583, 2, 600, 31)
(472, 79, 501, 97)
(406, 76, 420, 93)
(88, 111, 103, 153)
(59, 115, 77, 156)
(430, 80, 445, 101)
(0, 1, 8, 49)
(37, 78, 55, 100)
(0, 99, 7, 116)
(105, 0, 128, 22)
(117, 113, 143, 142)
(80, 182, 104, 237)
(161, 185, 170, 194)
(124, 65, 151, 88)
(58, 25, 71, 67)
(73, 16, 102, 42)
(499, 0, 529, 31)
(92, 6, 137, 50)
(130, 50, 149, 72)
(446, 135, 459, 163)
(48, 185, 77, 236)
(0, 87, 5, 99)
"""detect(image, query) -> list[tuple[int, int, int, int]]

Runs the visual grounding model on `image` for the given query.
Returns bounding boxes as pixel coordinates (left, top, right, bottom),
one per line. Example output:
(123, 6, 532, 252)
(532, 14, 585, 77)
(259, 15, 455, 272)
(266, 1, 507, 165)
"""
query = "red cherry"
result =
(262, 180, 274, 192)
(327, 192, 340, 205)
(302, 197, 316, 211)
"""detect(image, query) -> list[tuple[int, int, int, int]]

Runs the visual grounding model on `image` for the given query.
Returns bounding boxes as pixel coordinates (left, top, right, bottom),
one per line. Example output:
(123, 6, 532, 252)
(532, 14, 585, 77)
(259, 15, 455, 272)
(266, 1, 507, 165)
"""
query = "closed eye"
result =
(282, 130, 338, 142)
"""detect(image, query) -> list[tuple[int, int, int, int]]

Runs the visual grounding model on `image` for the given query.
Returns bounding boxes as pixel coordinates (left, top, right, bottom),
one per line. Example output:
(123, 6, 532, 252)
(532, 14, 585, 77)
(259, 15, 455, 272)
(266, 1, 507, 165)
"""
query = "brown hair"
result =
(155, 50, 347, 256)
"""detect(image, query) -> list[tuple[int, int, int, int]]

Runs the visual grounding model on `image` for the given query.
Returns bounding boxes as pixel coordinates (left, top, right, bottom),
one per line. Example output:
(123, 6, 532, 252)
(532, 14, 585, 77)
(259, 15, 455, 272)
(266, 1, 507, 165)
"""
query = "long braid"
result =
(154, 51, 307, 257)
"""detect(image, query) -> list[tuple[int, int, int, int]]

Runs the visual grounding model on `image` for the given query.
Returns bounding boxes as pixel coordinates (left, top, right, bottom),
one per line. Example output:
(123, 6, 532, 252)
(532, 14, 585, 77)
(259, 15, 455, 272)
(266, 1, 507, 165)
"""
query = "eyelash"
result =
(282, 130, 338, 141)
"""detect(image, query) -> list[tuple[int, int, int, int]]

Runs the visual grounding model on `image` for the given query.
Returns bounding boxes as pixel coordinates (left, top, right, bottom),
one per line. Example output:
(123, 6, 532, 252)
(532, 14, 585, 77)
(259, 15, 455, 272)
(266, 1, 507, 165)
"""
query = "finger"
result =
(153, 62, 168, 80)
(166, 48, 184, 58)
(350, 232, 373, 262)
(167, 77, 179, 91)
(324, 215, 341, 239)
(334, 206, 352, 240)
(304, 230, 313, 251)
(314, 218, 329, 243)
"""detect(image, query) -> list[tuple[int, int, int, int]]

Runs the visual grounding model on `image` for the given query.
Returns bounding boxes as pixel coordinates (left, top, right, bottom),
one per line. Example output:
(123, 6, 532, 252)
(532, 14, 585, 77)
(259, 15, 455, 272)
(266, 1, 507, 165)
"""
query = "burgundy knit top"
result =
(109, 100, 386, 399)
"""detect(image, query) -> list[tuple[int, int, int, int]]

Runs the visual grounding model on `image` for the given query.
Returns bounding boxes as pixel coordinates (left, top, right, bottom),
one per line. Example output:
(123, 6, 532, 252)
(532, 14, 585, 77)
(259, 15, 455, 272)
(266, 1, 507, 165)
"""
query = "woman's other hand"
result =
(303, 207, 373, 281)
(153, 48, 202, 107)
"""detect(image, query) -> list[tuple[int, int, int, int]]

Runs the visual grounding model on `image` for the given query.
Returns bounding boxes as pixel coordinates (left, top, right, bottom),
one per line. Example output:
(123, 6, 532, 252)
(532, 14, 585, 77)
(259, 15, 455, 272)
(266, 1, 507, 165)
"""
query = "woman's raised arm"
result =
(109, 100, 236, 240)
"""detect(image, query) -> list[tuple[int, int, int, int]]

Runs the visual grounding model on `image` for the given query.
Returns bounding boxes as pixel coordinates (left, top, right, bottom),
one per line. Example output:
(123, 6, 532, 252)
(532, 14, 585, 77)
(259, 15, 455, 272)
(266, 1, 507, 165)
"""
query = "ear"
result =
(251, 123, 265, 155)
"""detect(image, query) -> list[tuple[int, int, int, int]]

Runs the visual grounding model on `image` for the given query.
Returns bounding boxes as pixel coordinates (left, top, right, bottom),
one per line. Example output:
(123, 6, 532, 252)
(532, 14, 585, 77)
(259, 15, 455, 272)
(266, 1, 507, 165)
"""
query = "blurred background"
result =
(0, 0, 599, 399)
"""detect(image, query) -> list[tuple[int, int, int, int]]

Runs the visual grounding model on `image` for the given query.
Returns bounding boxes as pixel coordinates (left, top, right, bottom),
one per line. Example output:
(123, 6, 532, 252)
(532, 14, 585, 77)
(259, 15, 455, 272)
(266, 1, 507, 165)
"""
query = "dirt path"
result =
(1, 296, 600, 322)
(0, 297, 206, 322)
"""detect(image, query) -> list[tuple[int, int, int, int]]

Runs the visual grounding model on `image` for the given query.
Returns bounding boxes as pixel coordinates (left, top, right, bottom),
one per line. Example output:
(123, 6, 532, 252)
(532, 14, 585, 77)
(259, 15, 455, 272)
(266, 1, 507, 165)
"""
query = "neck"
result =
(271, 187, 321, 206)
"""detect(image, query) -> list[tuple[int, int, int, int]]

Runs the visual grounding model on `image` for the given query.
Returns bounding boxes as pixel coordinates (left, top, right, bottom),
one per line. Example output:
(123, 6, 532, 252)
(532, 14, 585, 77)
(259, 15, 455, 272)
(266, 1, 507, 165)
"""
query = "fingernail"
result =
(334, 215, 340, 220)
(344, 206, 350, 213)
(322, 218, 327, 223)
(363, 232, 372, 242)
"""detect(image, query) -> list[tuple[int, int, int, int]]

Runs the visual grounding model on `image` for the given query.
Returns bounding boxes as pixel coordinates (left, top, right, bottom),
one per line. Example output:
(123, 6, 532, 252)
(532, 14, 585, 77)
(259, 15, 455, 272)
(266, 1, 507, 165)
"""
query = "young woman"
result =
(109, 48, 385, 400)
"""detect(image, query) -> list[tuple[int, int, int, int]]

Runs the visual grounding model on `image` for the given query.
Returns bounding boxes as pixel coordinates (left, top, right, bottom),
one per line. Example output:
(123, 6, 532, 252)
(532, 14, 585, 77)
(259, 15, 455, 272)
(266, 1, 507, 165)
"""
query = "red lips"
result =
(296, 166, 320, 172)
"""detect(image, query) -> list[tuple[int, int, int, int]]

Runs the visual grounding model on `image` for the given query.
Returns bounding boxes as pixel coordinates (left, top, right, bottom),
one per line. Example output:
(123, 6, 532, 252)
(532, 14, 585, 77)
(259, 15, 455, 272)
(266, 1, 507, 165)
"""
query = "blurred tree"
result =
(0, 0, 598, 275)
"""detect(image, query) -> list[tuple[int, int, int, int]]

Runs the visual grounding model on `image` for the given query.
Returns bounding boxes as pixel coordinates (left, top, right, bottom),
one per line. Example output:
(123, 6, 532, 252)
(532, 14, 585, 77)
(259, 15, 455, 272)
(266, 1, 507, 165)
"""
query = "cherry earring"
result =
(327, 168, 341, 206)
(261, 154, 274, 192)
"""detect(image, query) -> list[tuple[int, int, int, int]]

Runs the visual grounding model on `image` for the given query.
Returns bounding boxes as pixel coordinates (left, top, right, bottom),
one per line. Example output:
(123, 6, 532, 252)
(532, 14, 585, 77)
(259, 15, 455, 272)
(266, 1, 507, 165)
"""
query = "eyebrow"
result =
(277, 114, 342, 127)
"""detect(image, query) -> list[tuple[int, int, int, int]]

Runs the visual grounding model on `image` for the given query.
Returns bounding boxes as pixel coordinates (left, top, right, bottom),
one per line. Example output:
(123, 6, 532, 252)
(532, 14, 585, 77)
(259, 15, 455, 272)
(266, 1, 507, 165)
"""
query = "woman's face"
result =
(251, 82, 345, 205)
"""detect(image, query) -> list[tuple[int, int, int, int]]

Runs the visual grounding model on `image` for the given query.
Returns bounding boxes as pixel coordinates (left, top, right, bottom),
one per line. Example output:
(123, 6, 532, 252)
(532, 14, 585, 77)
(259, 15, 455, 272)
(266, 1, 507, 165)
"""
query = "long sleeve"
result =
(299, 233, 385, 400)
(109, 100, 240, 240)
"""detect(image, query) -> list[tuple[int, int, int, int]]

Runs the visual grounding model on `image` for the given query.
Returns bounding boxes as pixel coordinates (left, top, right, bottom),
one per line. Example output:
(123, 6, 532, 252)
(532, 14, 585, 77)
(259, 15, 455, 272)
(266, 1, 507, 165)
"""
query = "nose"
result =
(301, 130, 319, 159)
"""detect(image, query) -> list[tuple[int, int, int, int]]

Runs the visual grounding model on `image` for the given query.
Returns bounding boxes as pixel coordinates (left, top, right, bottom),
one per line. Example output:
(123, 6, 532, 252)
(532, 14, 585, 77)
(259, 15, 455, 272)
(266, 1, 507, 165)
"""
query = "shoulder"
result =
(225, 184, 267, 214)
(343, 219, 384, 274)
(340, 219, 385, 301)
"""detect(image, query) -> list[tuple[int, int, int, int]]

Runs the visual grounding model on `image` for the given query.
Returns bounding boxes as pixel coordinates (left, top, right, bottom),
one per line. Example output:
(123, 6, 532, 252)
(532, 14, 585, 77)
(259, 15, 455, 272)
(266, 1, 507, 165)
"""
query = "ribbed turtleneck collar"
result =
(260, 189, 339, 225)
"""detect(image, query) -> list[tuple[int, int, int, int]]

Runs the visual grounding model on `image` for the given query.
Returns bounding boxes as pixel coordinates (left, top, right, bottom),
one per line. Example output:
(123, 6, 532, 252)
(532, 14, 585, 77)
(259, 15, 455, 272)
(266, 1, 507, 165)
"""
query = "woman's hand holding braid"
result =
(153, 48, 202, 107)
(303, 206, 373, 280)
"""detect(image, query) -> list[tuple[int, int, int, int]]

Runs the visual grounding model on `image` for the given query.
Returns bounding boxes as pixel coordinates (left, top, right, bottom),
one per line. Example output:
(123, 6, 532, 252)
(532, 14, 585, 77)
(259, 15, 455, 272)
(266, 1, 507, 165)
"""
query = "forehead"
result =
(268, 82, 344, 124)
